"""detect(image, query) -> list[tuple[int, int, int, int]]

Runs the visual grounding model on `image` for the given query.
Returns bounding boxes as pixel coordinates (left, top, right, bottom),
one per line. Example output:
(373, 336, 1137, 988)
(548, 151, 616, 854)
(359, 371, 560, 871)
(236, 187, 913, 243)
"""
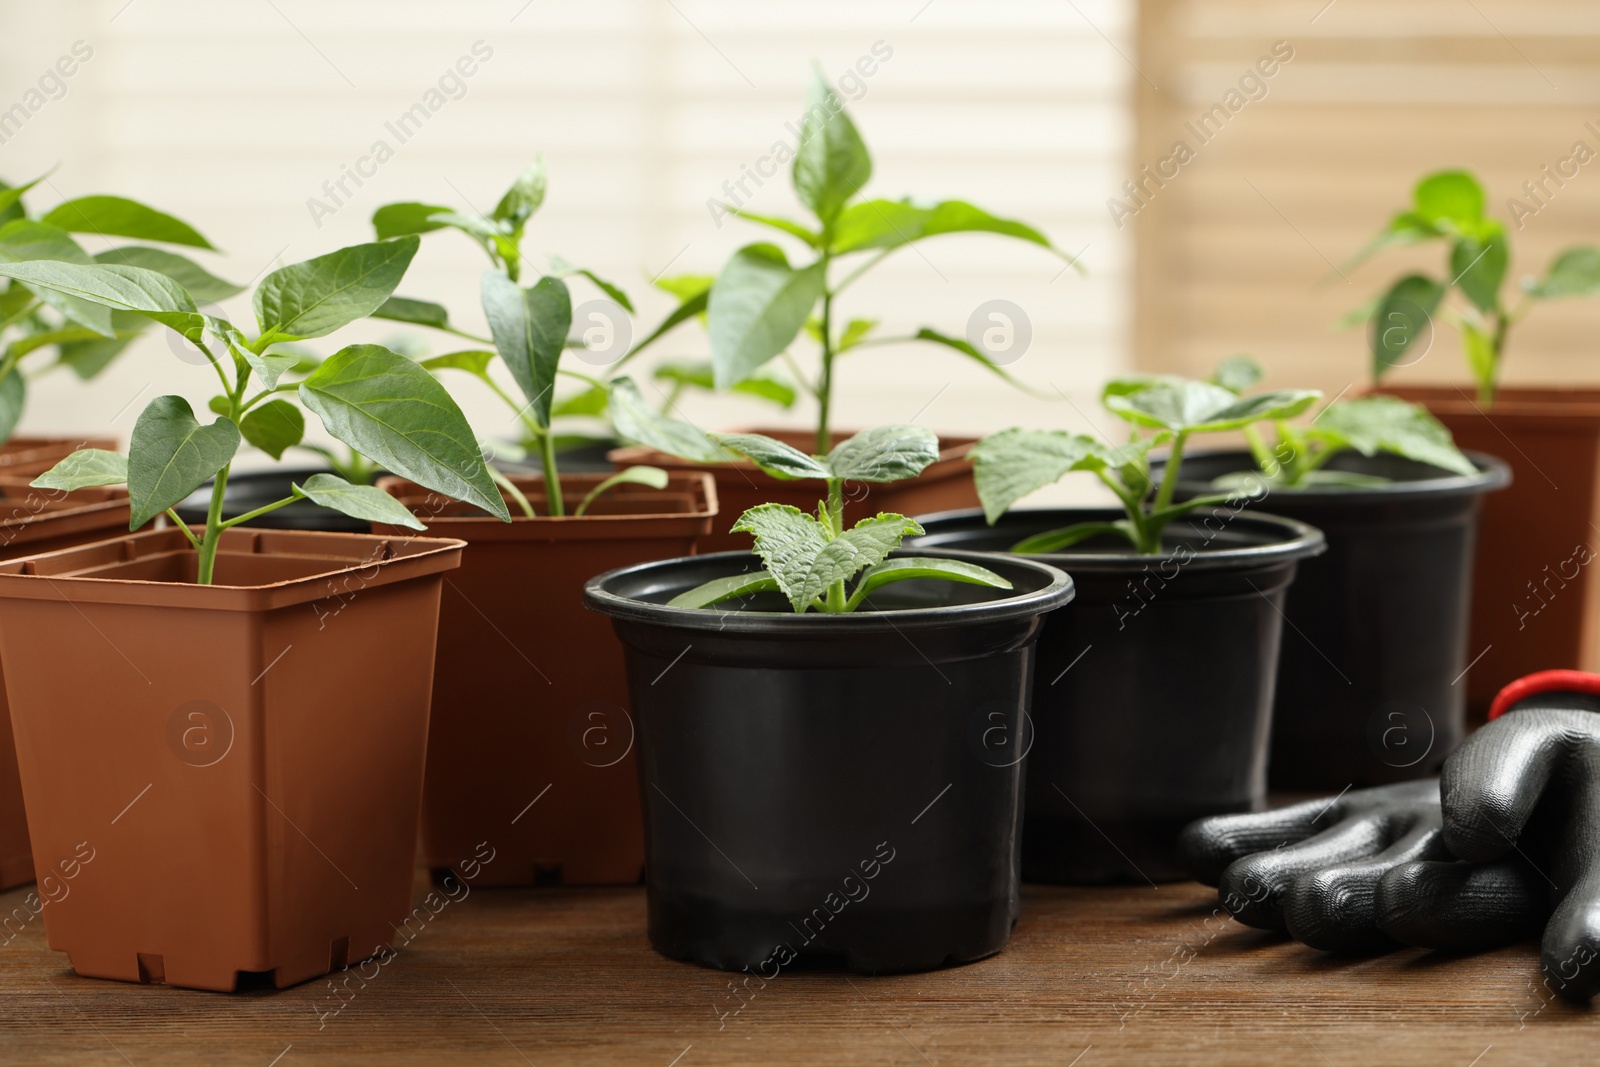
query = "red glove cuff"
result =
(1488, 670, 1600, 720)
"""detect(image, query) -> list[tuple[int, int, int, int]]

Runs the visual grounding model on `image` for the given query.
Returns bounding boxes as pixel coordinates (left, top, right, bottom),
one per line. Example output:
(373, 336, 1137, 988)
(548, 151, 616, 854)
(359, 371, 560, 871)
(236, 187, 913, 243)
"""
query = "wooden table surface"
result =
(0, 872, 1590, 1065)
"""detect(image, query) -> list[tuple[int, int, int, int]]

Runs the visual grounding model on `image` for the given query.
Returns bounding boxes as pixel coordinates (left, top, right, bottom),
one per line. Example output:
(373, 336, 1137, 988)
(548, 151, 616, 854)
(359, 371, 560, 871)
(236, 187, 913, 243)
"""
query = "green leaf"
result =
(1103, 378, 1319, 434)
(238, 398, 305, 460)
(1211, 355, 1263, 394)
(1528, 247, 1600, 299)
(1462, 321, 1496, 393)
(0, 260, 203, 341)
(830, 198, 1057, 257)
(712, 432, 831, 481)
(0, 370, 23, 444)
(9, 325, 127, 360)
(655, 274, 714, 304)
(1449, 224, 1507, 312)
(1011, 520, 1138, 554)
(722, 207, 821, 247)
(492, 160, 547, 229)
(372, 202, 450, 240)
(668, 569, 780, 609)
(848, 556, 1011, 607)
(481, 272, 571, 427)
(825, 425, 939, 483)
(910, 327, 1042, 392)
(971, 428, 1105, 523)
(787, 511, 921, 611)
(626, 286, 709, 364)
(791, 69, 872, 226)
(1340, 210, 1442, 272)
(420, 349, 496, 377)
(550, 383, 609, 419)
(1310, 396, 1476, 477)
(0, 219, 91, 263)
(1413, 170, 1484, 230)
(1370, 274, 1445, 379)
(837, 317, 877, 352)
(652, 360, 797, 409)
(299, 343, 508, 520)
(294, 472, 425, 530)
(708, 243, 825, 389)
(573, 267, 633, 313)
(431, 211, 506, 242)
(31, 448, 128, 491)
(255, 236, 420, 343)
(606, 376, 725, 463)
(574, 465, 668, 516)
(127, 396, 241, 528)
(94, 246, 242, 302)
(0, 170, 52, 220)
(370, 295, 453, 332)
(55, 337, 133, 380)
(41, 196, 214, 250)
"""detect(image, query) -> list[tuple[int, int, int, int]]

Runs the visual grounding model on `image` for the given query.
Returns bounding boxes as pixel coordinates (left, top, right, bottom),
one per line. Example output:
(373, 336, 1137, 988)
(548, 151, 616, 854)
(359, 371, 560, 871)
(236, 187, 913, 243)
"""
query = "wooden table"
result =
(0, 874, 1589, 1065)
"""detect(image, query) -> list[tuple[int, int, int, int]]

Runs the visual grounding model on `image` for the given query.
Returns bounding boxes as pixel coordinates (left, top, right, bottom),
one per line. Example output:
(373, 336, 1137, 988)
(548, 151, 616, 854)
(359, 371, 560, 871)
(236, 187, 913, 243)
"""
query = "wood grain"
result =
(0, 870, 1589, 1065)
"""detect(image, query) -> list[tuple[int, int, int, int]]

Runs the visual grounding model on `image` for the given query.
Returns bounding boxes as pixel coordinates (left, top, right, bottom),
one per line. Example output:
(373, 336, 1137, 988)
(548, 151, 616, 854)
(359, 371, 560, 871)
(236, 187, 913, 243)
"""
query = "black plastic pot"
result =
(583, 549, 1073, 974)
(909, 508, 1324, 884)
(173, 467, 369, 532)
(1170, 450, 1512, 791)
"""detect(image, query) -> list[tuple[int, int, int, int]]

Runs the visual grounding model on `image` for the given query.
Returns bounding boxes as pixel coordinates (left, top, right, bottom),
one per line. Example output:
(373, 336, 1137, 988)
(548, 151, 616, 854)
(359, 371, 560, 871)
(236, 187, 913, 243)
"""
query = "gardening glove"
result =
(1378, 670, 1600, 1001)
(1176, 779, 1448, 952)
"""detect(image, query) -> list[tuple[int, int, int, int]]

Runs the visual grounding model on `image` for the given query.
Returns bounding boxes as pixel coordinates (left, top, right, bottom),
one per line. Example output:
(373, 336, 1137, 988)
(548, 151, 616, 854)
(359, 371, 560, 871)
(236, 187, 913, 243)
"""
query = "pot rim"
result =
(583, 548, 1073, 634)
(1169, 448, 1512, 501)
(911, 506, 1326, 574)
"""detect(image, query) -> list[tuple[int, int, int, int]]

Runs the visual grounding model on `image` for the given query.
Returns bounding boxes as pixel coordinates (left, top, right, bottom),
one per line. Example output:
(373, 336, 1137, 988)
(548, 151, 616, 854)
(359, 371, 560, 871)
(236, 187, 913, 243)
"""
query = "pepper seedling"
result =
(972, 376, 1319, 554)
(608, 70, 1078, 456)
(669, 425, 1011, 613)
(363, 161, 663, 517)
(1345, 168, 1600, 405)
(1207, 355, 1477, 490)
(0, 172, 236, 442)
(0, 237, 508, 584)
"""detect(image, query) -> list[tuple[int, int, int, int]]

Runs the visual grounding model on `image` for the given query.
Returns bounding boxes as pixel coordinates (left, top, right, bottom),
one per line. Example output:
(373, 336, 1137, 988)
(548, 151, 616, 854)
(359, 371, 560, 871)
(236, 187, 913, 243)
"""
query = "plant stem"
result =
(815, 257, 835, 454)
(165, 511, 203, 550)
(489, 465, 535, 518)
(1154, 432, 1186, 513)
(824, 478, 847, 612)
(1482, 309, 1509, 407)
(196, 462, 230, 585)
(539, 429, 564, 516)
(219, 493, 303, 530)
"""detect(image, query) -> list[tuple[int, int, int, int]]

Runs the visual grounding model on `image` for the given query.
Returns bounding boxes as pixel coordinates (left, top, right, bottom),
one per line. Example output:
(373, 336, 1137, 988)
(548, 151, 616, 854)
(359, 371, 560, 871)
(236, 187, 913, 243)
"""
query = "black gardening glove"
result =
(1379, 671, 1600, 1001)
(1176, 779, 1447, 952)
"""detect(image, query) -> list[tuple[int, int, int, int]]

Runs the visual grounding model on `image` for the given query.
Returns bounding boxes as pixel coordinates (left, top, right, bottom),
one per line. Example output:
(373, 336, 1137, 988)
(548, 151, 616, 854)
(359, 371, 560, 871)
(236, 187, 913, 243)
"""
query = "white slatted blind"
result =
(0, 0, 1133, 486)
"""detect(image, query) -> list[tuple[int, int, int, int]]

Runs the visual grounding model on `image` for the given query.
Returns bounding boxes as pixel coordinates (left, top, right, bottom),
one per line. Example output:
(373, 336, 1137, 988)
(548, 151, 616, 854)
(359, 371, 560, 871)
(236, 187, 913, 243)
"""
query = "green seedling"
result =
(1208, 356, 1476, 490)
(0, 172, 235, 443)
(1346, 168, 1600, 405)
(669, 425, 1011, 613)
(366, 162, 661, 516)
(611, 70, 1077, 455)
(1, 237, 508, 584)
(972, 375, 1319, 554)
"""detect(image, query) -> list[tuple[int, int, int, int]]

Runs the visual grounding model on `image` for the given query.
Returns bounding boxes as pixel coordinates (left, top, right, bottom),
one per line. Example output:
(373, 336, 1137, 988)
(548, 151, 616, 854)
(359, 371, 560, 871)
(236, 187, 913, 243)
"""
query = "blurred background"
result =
(0, 0, 1594, 482)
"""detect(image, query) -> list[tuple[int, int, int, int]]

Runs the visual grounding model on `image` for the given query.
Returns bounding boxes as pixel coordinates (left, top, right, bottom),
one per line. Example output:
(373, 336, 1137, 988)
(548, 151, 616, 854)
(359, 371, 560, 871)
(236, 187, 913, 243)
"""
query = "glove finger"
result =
(1539, 769, 1600, 1002)
(1283, 817, 1449, 953)
(1219, 812, 1400, 930)
(1442, 708, 1573, 862)
(1375, 856, 1548, 951)
(1177, 781, 1431, 887)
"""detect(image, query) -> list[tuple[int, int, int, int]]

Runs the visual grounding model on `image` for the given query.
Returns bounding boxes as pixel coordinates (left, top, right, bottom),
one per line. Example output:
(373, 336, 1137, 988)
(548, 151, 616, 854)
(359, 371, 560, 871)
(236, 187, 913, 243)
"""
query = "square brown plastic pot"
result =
(0, 482, 133, 891)
(608, 429, 978, 552)
(1379, 386, 1600, 716)
(375, 472, 716, 886)
(0, 526, 464, 992)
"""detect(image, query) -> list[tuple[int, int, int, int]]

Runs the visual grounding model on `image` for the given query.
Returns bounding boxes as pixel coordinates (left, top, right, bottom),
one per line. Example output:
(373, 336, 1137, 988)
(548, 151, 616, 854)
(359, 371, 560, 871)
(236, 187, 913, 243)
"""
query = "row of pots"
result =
(0, 423, 1519, 985)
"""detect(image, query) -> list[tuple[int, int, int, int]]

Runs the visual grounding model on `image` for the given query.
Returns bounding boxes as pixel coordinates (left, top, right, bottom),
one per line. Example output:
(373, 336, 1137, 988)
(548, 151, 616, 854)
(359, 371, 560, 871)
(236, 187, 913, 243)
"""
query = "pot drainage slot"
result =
(533, 864, 563, 886)
(135, 953, 165, 984)
(329, 935, 349, 972)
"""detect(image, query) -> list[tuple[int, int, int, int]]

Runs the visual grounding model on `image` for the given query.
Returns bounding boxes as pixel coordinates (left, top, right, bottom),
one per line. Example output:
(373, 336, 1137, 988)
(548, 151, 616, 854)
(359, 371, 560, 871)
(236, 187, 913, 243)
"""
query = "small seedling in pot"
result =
(0, 171, 235, 442)
(1345, 168, 1600, 405)
(1206, 355, 1477, 491)
(609, 70, 1077, 454)
(0, 237, 508, 584)
(669, 425, 1011, 612)
(972, 375, 1319, 554)
(365, 161, 662, 517)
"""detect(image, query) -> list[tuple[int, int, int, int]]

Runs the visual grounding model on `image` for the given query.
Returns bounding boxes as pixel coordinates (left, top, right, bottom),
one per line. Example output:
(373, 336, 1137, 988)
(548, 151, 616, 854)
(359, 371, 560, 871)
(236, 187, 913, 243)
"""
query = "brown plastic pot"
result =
(608, 429, 978, 552)
(0, 526, 464, 992)
(0, 482, 133, 891)
(375, 472, 717, 886)
(1380, 386, 1600, 716)
(0, 436, 116, 478)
